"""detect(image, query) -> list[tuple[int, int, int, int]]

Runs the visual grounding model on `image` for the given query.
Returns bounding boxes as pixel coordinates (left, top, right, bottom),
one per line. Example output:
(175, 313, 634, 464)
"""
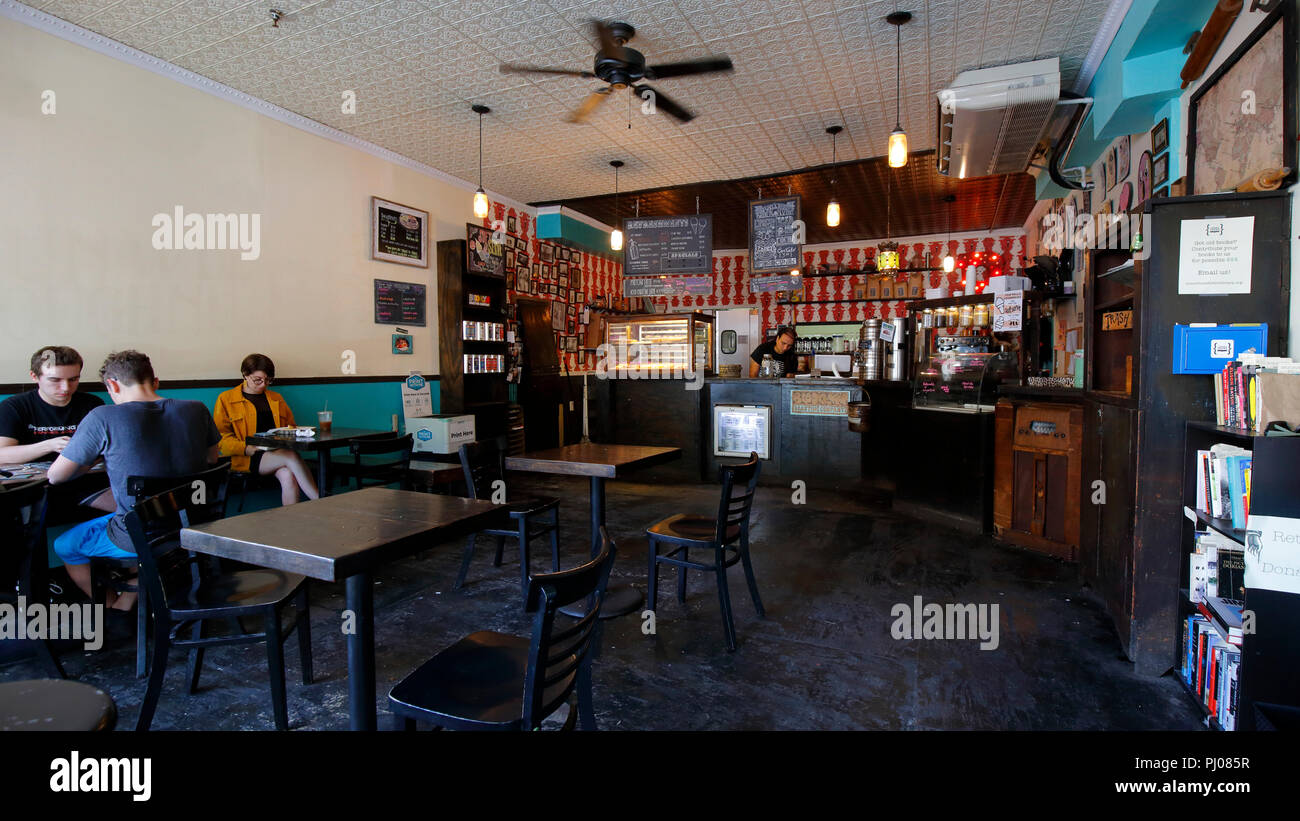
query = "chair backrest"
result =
(714, 452, 761, 543)
(121, 470, 231, 621)
(126, 463, 231, 520)
(520, 527, 617, 730)
(0, 481, 50, 589)
(349, 434, 414, 489)
(458, 436, 508, 501)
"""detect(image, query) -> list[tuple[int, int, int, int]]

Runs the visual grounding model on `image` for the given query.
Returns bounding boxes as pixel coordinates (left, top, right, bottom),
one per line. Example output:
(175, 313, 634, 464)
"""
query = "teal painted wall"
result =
(537, 211, 621, 259)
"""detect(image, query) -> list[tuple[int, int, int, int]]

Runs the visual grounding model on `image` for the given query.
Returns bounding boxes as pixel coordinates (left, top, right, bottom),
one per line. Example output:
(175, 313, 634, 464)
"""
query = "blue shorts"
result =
(52, 514, 135, 566)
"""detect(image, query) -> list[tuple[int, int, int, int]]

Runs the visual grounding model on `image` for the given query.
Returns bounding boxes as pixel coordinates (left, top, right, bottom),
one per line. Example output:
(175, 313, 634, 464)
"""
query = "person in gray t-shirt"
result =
(48, 350, 220, 610)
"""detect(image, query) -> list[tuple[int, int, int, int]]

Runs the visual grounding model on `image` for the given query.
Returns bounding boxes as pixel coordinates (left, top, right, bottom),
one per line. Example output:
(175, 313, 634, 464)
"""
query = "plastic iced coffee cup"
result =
(317, 410, 333, 433)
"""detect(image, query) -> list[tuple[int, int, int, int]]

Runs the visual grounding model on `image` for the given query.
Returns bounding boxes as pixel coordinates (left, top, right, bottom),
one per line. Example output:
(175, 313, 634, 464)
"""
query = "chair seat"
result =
(168, 568, 307, 615)
(504, 495, 560, 518)
(388, 630, 574, 729)
(647, 513, 739, 545)
(0, 679, 116, 731)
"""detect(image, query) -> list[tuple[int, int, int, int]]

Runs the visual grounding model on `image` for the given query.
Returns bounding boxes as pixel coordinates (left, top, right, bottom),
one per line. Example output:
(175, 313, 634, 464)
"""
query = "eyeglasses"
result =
(245, 375, 272, 386)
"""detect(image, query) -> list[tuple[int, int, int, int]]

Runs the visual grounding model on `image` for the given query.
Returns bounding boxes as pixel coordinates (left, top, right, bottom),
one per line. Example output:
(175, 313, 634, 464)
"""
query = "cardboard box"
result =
(880, 277, 895, 299)
(908, 273, 924, 298)
(865, 276, 881, 300)
(408, 414, 476, 454)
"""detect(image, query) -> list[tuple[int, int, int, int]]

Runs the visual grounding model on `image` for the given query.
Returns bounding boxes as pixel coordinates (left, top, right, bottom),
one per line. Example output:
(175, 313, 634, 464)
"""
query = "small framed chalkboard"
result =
(374, 279, 426, 326)
(371, 197, 428, 268)
(748, 196, 802, 274)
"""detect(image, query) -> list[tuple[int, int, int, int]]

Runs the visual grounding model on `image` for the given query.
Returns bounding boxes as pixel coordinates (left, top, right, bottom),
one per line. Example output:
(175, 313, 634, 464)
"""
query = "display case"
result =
(908, 293, 1040, 412)
(604, 312, 714, 377)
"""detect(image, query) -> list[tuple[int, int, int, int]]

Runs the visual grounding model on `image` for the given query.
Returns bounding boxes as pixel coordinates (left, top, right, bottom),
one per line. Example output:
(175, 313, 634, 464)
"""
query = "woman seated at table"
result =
(213, 354, 319, 505)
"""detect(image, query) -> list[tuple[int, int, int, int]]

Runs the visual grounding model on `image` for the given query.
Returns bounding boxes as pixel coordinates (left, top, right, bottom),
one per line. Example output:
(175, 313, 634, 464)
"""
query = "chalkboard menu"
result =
(374, 279, 426, 326)
(748, 196, 801, 273)
(624, 276, 713, 297)
(371, 197, 428, 268)
(623, 215, 713, 275)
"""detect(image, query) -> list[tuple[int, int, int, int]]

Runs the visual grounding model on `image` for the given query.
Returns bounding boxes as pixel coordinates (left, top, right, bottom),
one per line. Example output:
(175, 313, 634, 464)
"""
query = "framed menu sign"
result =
(623, 215, 713, 275)
(371, 197, 428, 268)
(748, 196, 801, 273)
(466, 223, 505, 278)
(374, 279, 427, 326)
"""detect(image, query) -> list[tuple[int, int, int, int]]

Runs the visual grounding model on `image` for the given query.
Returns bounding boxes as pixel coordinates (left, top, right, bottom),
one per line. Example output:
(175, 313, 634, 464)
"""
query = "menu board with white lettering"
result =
(374, 279, 426, 326)
(748, 196, 802, 274)
(624, 276, 713, 297)
(713, 404, 771, 459)
(623, 215, 713, 275)
(371, 197, 428, 268)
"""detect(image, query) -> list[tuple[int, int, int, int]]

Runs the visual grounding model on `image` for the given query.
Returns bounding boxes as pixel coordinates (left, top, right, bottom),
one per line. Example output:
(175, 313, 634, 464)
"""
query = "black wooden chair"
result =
(122, 468, 313, 731)
(0, 480, 65, 678)
(347, 434, 414, 490)
(88, 464, 233, 679)
(645, 452, 765, 651)
(456, 436, 560, 595)
(388, 528, 616, 731)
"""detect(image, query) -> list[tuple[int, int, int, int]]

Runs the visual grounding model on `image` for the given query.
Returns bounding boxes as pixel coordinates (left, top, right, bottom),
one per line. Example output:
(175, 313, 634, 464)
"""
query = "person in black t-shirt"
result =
(0, 346, 104, 463)
(749, 326, 800, 378)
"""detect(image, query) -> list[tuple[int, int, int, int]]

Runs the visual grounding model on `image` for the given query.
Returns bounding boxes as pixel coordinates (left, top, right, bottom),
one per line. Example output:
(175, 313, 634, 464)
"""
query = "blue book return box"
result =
(1172, 324, 1268, 374)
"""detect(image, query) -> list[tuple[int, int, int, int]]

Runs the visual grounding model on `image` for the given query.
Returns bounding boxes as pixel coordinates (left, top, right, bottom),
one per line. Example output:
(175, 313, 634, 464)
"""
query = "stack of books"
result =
(1194, 444, 1252, 530)
(1215, 354, 1300, 431)
(1182, 614, 1242, 730)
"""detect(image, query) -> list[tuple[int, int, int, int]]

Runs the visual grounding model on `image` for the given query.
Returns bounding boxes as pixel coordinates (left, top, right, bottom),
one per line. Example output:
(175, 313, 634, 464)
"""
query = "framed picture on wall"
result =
(1137, 150, 1153, 206)
(371, 197, 429, 268)
(507, 215, 518, 234)
(518, 253, 529, 268)
(504, 249, 516, 269)
(540, 243, 554, 262)
(559, 247, 570, 261)
(1103, 149, 1117, 192)
(1151, 118, 1169, 155)
(557, 261, 568, 276)
(1116, 135, 1130, 182)
(1152, 152, 1169, 188)
(465, 223, 505, 277)
(1188, 2, 1297, 194)
(559, 273, 569, 288)
(571, 251, 582, 266)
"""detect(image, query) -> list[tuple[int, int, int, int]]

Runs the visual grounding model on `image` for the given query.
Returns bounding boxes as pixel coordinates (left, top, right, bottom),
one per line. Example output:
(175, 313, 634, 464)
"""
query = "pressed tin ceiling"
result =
(27, 0, 1113, 206)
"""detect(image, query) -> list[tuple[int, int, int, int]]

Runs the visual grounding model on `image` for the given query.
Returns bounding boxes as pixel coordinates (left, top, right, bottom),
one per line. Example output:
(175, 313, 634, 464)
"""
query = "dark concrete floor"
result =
(2, 476, 1206, 730)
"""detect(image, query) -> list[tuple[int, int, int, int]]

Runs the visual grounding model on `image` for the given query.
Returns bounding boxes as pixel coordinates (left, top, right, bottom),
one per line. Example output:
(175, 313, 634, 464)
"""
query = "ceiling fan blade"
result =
(592, 19, 620, 58)
(645, 55, 733, 80)
(635, 84, 695, 123)
(499, 63, 594, 78)
(565, 87, 613, 124)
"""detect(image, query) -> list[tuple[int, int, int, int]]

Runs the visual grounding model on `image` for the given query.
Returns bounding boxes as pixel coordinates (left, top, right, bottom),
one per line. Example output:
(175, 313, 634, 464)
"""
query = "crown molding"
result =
(0, 0, 536, 216)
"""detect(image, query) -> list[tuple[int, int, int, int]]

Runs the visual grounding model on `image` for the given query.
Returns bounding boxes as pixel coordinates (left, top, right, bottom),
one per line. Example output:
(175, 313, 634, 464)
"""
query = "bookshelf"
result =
(436, 239, 509, 440)
(1180, 421, 1300, 730)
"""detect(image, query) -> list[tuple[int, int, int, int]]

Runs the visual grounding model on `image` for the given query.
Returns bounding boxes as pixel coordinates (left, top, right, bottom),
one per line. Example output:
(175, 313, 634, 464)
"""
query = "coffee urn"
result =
(885, 317, 907, 380)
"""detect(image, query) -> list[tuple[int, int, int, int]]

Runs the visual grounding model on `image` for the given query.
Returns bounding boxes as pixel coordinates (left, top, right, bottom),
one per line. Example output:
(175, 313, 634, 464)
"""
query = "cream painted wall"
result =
(0, 16, 492, 381)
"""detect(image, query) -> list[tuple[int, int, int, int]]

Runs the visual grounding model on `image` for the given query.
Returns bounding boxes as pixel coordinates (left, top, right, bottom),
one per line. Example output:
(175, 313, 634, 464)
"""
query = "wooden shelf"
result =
(1184, 506, 1245, 545)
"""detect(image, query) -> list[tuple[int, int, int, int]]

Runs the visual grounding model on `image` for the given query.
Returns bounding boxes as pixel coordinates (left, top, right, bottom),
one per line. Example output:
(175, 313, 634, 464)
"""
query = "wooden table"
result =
(180, 487, 506, 730)
(505, 444, 681, 617)
(245, 427, 390, 496)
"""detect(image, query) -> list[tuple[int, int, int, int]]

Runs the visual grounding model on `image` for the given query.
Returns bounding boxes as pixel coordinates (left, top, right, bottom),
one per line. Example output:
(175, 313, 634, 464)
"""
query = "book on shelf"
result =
(1214, 355, 1300, 430)
(1194, 445, 1250, 523)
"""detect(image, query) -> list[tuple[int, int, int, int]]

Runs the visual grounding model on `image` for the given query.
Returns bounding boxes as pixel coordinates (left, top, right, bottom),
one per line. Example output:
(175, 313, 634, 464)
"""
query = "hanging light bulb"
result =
(885, 12, 911, 168)
(943, 254, 956, 273)
(472, 104, 490, 219)
(825, 125, 843, 227)
(609, 160, 624, 251)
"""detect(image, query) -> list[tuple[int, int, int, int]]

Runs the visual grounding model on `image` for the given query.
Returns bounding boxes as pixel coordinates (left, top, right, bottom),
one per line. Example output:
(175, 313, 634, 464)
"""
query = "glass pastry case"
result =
(603, 312, 714, 377)
(908, 293, 1039, 412)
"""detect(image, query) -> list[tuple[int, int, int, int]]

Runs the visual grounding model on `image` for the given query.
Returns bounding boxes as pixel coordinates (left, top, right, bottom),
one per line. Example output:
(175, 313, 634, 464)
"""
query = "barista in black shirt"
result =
(0, 346, 104, 463)
(749, 326, 800, 377)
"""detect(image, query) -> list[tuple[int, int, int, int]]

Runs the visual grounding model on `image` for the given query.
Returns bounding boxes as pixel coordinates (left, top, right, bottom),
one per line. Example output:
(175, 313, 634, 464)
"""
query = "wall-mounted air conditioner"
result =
(936, 58, 1060, 179)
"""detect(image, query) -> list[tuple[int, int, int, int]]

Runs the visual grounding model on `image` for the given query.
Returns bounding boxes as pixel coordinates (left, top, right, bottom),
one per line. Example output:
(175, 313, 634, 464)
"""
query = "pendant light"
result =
(942, 194, 957, 273)
(886, 12, 911, 168)
(472, 104, 490, 219)
(609, 160, 625, 251)
(825, 125, 843, 227)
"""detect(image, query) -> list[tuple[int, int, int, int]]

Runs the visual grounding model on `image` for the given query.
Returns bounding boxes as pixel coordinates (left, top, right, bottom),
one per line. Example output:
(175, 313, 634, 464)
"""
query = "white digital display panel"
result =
(713, 404, 771, 460)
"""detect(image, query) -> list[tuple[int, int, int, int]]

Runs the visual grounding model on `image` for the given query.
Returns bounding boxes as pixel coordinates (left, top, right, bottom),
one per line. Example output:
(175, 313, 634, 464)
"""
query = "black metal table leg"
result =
(344, 572, 376, 731)
(317, 449, 331, 497)
(559, 476, 642, 619)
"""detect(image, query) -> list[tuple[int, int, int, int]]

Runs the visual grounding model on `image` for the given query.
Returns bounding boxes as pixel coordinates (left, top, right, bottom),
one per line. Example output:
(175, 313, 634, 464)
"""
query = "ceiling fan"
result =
(499, 20, 733, 124)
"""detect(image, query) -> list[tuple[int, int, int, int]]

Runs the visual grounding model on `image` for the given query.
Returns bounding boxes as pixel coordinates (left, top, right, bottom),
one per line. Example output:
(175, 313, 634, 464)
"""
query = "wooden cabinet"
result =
(437, 239, 509, 439)
(994, 400, 1083, 560)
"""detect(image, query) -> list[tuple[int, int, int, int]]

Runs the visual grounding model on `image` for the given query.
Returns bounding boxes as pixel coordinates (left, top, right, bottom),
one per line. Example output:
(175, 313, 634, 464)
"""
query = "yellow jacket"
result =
(213, 385, 295, 472)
